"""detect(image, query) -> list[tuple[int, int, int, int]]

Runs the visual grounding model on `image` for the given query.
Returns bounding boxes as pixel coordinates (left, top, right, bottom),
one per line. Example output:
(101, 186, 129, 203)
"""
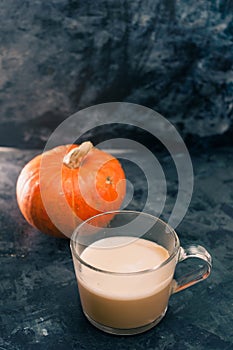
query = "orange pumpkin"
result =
(16, 141, 126, 238)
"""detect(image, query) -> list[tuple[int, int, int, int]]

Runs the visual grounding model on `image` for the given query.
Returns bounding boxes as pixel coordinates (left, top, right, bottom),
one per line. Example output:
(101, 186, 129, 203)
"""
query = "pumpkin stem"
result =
(63, 141, 94, 169)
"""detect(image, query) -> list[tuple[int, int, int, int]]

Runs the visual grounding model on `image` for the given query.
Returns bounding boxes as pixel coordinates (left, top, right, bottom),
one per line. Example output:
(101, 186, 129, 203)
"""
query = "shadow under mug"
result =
(70, 210, 212, 335)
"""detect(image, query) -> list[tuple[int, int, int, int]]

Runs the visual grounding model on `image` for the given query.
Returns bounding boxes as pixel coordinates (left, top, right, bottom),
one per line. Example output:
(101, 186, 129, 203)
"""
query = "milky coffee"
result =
(74, 236, 175, 329)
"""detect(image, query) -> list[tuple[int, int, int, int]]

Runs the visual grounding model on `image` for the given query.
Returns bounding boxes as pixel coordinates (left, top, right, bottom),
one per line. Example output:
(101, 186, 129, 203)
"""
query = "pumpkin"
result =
(16, 141, 126, 238)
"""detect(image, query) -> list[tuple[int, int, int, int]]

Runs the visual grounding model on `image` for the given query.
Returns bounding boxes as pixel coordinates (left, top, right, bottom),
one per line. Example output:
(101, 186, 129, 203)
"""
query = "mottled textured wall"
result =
(0, 0, 232, 147)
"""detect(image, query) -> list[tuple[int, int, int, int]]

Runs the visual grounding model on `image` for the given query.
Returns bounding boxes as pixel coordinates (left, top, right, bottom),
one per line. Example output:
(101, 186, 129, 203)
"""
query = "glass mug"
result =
(70, 210, 212, 335)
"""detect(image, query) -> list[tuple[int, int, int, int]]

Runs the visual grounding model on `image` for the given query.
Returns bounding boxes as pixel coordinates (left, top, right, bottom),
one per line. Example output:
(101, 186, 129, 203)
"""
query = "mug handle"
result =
(172, 245, 212, 293)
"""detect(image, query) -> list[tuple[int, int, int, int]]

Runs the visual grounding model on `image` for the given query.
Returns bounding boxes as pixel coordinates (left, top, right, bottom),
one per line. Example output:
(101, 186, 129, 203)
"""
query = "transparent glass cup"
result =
(70, 210, 212, 335)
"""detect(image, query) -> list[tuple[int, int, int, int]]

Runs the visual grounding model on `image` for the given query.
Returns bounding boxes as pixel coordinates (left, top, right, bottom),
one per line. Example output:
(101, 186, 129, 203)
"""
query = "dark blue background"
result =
(0, 0, 232, 147)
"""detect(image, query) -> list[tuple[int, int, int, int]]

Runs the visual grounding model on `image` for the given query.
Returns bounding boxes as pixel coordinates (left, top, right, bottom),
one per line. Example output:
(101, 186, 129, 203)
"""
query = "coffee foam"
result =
(76, 237, 174, 299)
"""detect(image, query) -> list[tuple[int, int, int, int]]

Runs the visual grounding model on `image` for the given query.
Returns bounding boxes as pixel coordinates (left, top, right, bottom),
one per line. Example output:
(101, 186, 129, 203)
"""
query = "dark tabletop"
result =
(0, 142, 232, 350)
